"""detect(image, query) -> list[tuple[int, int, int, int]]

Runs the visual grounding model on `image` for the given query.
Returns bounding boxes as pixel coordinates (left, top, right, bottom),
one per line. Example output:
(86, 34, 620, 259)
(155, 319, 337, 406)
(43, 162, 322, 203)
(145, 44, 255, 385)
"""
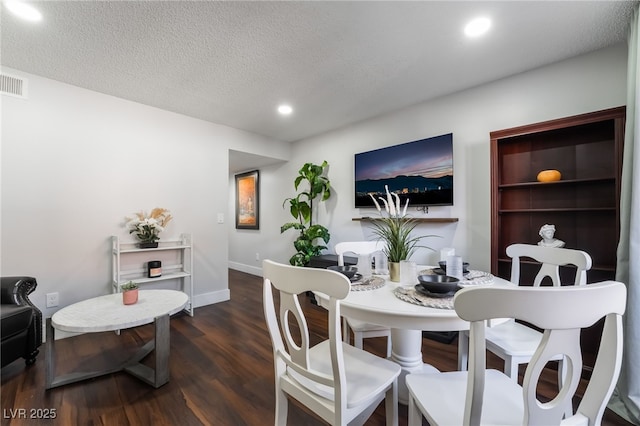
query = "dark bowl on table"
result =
(438, 261, 470, 274)
(417, 274, 460, 294)
(327, 265, 358, 279)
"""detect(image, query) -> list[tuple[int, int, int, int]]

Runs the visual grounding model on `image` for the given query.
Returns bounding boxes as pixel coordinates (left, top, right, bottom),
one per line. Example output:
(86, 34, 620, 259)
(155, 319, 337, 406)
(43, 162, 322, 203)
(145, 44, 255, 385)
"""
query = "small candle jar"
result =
(147, 260, 162, 278)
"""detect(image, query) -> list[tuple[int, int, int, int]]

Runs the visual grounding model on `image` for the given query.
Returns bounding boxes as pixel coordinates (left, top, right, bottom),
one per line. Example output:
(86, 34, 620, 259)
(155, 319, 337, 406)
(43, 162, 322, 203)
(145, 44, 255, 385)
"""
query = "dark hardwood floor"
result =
(1, 269, 633, 425)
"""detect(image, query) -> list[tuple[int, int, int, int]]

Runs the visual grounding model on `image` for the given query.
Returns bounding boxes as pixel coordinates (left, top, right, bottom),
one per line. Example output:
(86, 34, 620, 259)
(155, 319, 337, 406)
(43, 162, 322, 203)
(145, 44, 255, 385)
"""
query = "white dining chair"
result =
(262, 259, 400, 426)
(407, 280, 626, 426)
(335, 241, 391, 357)
(458, 244, 592, 382)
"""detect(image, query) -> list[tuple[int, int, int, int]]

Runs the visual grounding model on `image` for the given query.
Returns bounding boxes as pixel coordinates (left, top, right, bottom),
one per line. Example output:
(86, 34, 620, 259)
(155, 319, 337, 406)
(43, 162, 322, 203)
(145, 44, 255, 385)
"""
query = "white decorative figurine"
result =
(537, 224, 565, 248)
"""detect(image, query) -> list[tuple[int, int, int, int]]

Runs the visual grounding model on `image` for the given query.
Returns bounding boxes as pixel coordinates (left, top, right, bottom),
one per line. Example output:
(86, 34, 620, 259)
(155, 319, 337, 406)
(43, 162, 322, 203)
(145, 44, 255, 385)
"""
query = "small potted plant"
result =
(125, 208, 172, 248)
(121, 281, 139, 305)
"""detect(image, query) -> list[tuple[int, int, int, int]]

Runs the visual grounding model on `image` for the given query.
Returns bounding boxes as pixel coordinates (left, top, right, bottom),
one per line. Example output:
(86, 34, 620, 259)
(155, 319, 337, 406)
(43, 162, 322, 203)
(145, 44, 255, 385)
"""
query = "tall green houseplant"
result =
(281, 161, 331, 266)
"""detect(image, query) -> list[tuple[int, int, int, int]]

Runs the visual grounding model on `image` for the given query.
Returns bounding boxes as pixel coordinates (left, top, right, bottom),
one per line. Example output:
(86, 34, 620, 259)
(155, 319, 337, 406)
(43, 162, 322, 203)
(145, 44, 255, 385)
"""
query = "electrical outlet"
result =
(46, 292, 59, 308)
(255, 252, 260, 261)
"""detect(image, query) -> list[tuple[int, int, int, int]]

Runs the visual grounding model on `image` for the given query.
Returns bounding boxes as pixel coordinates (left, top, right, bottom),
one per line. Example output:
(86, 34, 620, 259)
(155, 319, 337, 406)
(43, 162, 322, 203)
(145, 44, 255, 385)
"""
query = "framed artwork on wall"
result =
(235, 170, 259, 230)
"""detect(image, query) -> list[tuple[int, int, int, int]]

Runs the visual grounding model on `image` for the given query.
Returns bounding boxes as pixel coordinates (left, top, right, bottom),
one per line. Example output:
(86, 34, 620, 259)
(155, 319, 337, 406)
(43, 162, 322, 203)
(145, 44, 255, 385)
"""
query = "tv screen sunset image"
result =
(355, 133, 453, 208)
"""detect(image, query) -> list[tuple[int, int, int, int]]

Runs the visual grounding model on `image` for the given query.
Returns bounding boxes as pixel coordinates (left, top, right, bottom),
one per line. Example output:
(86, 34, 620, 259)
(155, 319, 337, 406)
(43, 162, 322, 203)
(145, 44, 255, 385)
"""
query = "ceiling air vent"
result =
(0, 73, 27, 99)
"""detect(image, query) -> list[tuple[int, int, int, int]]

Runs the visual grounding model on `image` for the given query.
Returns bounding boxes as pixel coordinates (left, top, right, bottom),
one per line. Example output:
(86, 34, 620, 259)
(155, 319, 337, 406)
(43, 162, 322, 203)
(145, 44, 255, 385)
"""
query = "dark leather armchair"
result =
(1, 277, 42, 368)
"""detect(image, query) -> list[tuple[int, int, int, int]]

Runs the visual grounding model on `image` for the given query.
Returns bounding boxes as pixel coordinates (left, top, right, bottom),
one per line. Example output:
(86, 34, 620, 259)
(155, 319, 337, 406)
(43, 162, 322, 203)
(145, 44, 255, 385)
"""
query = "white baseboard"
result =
(44, 328, 82, 341)
(228, 261, 262, 277)
(193, 288, 230, 308)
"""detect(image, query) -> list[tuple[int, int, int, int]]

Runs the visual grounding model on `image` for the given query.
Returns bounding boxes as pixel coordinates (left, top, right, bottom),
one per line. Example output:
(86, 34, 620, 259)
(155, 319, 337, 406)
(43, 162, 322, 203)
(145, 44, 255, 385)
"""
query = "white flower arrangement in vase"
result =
(125, 208, 172, 248)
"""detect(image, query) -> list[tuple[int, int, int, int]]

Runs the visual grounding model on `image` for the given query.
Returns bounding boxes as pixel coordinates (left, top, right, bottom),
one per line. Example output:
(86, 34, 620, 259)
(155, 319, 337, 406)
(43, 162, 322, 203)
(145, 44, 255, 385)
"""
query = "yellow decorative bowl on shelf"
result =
(537, 169, 562, 182)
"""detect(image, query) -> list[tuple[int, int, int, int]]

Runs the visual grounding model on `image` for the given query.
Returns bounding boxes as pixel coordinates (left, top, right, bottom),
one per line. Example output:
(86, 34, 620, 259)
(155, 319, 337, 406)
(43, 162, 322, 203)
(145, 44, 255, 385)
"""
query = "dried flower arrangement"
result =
(125, 208, 172, 245)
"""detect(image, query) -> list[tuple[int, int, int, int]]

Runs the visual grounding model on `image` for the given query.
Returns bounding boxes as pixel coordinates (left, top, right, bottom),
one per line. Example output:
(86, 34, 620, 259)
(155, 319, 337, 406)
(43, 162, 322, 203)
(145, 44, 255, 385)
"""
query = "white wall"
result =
(229, 44, 628, 274)
(5, 42, 625, 315)
(1, 68, 290, 318)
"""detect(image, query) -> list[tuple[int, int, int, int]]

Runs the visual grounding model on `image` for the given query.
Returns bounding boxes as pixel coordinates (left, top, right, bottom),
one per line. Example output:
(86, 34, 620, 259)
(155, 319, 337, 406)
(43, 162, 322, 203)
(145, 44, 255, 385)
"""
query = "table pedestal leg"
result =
(46, 314, 171, 389)
(124, 314, 170, 388)
(390, 329, 439, 404)
(45, 318, 56, 389)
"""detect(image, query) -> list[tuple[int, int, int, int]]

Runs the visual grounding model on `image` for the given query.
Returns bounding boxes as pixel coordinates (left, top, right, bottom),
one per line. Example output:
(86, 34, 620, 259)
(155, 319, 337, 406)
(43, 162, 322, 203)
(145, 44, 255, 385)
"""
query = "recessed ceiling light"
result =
(277, 104, 293, 115)
(464, 17, 491, 38)
(4, 1, 43, 22)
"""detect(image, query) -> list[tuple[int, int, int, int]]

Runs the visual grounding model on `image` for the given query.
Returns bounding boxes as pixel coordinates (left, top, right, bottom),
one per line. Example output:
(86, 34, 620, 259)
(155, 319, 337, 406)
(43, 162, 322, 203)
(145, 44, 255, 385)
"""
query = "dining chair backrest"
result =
(263, 259, 350, 399)
(335, 241, 385, 270)
(334, 241, 392, 356)
(507, 243, 592, 287)
(454, 281, 626, 425)
(262, 259, 400, 425)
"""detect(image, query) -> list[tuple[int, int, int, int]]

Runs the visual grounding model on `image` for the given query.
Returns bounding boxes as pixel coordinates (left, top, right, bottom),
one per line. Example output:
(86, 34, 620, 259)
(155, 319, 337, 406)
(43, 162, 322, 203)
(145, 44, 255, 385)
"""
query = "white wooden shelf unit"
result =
(111, 233, 194, 316)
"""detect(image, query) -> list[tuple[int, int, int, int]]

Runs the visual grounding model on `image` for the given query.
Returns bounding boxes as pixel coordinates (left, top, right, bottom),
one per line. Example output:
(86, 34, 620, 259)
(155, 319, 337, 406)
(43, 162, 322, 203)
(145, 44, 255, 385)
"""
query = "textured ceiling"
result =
(1, 1, 636, 144)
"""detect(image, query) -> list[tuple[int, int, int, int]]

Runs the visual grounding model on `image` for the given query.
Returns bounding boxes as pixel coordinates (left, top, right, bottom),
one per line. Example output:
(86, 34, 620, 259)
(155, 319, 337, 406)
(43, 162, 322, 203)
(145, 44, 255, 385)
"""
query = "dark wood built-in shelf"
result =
(499, 207, 616, 213)
(353, 217, 459, 223)
(490, 106, 626, 373)
(498, 177, 616, 189)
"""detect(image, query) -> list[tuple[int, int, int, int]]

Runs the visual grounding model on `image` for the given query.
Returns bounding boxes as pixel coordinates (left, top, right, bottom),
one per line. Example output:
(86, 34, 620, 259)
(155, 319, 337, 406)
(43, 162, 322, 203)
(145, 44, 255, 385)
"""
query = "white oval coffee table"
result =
(46, 289, 188, 389)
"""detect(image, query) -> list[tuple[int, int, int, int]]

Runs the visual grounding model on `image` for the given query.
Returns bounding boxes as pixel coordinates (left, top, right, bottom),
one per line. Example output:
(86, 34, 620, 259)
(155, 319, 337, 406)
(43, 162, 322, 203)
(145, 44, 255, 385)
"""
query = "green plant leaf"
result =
(289, 253, 306, 266)
(305, 224, 330, 243)
(281, 222, 305, 233)
(298, 203, 311, 224)
(321, 187, 331, 201)
(370, 216, 438, 262)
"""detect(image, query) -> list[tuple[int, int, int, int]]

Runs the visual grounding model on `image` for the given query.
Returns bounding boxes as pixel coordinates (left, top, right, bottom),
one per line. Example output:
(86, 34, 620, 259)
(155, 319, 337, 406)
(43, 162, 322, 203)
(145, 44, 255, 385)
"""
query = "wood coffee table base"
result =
(45, 314, 170, 389)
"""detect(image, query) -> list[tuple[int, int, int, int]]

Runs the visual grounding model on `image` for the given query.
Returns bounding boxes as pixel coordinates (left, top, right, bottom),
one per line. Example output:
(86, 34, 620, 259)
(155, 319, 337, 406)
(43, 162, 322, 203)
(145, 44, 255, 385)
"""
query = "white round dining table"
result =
(314, 267, 512, 404)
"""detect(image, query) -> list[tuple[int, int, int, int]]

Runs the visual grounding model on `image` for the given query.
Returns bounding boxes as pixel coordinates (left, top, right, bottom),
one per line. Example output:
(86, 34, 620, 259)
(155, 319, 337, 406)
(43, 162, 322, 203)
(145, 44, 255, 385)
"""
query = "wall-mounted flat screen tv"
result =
(355, 133, 453, 208)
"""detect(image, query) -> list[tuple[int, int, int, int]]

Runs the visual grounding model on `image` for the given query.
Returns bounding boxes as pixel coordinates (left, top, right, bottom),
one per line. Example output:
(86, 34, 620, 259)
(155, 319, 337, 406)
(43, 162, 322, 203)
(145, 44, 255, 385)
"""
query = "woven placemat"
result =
(393, 286, 454, 309)
(418, 269, 494, 287)
(350, 276, 386, 291)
